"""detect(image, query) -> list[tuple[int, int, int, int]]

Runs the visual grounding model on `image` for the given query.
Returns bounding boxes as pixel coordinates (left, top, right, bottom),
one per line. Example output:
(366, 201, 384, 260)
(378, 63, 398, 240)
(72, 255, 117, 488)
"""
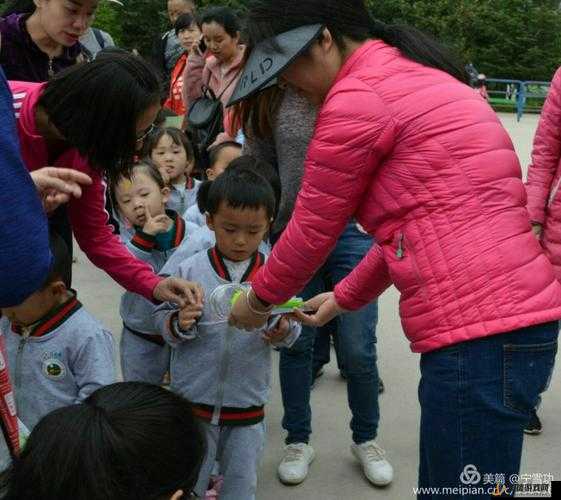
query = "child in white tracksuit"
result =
(112, 161, 198, 383)
(155, 162, 300, 499)
(0, 234, 115, 432)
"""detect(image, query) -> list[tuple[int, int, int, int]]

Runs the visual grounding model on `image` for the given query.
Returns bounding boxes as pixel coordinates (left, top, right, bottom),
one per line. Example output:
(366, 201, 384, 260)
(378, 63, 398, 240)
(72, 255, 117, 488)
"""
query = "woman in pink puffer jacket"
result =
(524, 66, 561, 436)
(527, 67, 561, 278)
(228, 1, 561, 497)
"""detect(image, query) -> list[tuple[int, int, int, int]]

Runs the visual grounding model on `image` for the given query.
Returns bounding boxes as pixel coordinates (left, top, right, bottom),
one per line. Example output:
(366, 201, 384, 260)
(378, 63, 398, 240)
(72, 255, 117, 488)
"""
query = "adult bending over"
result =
(229, 1, 561, 497)
(9, 52, 201, 306)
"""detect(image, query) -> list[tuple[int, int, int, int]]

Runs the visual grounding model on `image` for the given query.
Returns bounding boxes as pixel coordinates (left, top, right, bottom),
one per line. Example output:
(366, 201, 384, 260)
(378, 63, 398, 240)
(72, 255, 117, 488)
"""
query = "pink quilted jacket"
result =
(526, 67, 561, 280)
(252, 40, 561, 353)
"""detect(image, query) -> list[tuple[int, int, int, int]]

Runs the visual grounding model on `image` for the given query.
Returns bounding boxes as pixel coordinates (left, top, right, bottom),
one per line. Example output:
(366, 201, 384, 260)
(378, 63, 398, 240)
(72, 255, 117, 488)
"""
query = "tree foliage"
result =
(89, 0, 561, 81)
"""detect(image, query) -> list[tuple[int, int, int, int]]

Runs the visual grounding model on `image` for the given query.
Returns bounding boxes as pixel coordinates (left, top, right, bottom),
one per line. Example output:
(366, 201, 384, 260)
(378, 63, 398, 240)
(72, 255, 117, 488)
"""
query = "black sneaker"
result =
(378, 378, 385, 394)
(524, 410, 542, 435)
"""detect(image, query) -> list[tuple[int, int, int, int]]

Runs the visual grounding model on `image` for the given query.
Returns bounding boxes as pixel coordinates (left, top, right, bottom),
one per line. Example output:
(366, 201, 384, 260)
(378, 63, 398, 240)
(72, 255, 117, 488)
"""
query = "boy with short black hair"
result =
(0, 233, 115, 431)
(155, 162, 300, 499)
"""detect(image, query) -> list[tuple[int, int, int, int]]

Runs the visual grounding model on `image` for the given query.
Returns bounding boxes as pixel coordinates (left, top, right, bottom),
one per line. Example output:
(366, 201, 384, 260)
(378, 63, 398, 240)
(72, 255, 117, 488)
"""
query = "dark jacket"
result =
(0, 13, 84, 82)
(150, 29, 182, 98)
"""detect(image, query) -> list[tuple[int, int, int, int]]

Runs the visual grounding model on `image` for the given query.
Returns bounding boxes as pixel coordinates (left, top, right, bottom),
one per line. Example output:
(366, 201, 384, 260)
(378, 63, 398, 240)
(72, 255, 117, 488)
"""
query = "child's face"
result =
(115, 172, 170, 228)
(168, 0, 194, 24)
(178, 23, 201, 52)
(151, 134, 192, 184)
(207, 202, 270, 262)
(1, 282, 66, 327)
(206, 146, 242, 180)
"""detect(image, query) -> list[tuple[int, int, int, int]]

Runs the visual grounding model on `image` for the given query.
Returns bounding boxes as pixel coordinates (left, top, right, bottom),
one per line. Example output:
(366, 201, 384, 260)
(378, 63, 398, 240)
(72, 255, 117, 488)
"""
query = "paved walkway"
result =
(73, 112, 560, 499)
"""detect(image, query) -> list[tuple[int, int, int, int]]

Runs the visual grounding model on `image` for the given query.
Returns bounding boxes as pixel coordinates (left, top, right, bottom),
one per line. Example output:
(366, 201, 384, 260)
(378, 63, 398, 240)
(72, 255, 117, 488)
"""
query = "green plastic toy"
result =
(231, 290, 307, 315)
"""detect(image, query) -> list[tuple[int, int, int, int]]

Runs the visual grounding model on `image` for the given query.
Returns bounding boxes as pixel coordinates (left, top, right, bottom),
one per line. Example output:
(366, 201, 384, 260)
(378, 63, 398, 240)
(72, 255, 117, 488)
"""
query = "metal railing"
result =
(486, 79, 550, 121)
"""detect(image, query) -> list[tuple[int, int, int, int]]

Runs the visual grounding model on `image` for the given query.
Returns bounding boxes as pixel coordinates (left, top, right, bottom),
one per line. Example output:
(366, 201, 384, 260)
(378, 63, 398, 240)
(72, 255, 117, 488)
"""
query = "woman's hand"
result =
(153, 278, 204, 308)
(31, 167, 92, 213)
(228, 289, 271, 331)
(292, 292, 347, 327)
(262, 316, 290, 344)
(532, 223, 543, 239)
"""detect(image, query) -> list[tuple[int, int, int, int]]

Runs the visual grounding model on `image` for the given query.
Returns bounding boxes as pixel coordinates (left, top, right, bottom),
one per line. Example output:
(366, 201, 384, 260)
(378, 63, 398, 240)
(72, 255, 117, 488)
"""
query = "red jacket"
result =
(10, 81, 162, 300)
(164, 52, 188, 116)
(526, 67, 561, 280)
(252, 41, 561, 353)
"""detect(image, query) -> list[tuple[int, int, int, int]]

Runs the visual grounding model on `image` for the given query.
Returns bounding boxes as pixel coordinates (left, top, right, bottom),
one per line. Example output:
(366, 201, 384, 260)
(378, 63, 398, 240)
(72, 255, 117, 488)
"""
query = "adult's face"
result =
(202, 21, 239, 64)
(279, 29, 344, 106)
(35, 0, 98, 47)
(168, 0, 194, 25)
(178, 22, 201, 52)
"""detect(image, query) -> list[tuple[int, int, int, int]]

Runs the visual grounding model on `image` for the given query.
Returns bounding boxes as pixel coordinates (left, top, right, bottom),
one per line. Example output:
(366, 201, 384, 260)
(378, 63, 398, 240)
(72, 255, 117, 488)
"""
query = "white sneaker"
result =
(278, 443, 315, 485)
(351, 440, 394, 486)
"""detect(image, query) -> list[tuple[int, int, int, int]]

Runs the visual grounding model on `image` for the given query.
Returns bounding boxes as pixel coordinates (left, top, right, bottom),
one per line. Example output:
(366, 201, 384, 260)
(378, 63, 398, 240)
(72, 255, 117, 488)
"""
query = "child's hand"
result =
(262, 316, 290, 344)
(143, 207, 171, 236)
(178, 302, 203, 330)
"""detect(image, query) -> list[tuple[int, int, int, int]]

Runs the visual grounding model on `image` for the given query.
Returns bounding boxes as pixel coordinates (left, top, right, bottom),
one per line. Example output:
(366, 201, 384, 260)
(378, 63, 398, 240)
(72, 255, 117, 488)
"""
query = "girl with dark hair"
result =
(164, 13, 201, 116)
(9, 52, 203, 309)
(1, 382, 206, 500)
(0, 0, 97, 82)
(229, 0, 561, 497)
(183, 6, 245, 139)
(146, 126, 201, 214)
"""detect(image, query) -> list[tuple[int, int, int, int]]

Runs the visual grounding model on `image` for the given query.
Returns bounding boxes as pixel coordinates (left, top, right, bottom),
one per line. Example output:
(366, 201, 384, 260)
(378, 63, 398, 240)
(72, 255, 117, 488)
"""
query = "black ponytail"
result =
(369, 19, 468, 84)
(245, 0, 468, 83)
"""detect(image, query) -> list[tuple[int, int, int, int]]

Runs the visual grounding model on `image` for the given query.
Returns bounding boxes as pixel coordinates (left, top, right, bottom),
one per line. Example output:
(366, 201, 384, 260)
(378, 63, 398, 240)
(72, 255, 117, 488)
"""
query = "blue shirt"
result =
(0, 66, 51, 307)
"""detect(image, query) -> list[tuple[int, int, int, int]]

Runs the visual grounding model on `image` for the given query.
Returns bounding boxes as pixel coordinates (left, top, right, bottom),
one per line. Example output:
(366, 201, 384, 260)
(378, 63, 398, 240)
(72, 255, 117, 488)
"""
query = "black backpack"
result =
(187, 70, 241, 168)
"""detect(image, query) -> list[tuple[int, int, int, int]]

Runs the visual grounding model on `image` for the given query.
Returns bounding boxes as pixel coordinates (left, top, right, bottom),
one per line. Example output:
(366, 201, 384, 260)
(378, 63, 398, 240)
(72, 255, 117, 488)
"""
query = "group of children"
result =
(0, 126, 300, 499)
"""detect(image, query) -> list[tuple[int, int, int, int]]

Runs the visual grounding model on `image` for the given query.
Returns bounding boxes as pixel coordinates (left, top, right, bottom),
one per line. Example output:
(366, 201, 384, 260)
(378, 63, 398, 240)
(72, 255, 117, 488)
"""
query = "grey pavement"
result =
(73, 112, 560, 500)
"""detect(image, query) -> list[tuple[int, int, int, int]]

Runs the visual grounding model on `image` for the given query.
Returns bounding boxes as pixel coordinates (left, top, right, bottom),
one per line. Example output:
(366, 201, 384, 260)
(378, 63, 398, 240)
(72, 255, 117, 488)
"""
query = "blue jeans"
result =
(418, 321, 559, 499)
(279, 223, 380, 445)
(312, 319, 343, 374)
